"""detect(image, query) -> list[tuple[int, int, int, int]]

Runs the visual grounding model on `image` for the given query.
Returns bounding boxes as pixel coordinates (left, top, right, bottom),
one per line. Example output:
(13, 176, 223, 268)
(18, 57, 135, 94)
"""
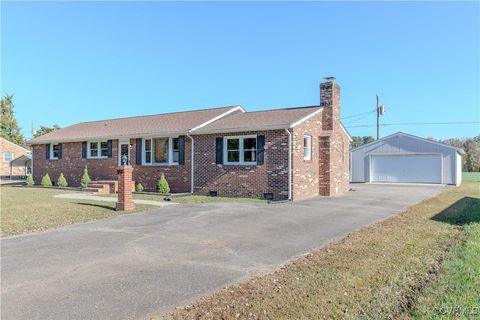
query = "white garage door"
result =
(370, 154, 442, 184)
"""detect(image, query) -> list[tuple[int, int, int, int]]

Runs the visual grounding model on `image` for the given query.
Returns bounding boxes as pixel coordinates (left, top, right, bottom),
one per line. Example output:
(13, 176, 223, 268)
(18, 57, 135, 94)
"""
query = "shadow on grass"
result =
(76, 202, 116, 211)
(432, 197, 480, 226)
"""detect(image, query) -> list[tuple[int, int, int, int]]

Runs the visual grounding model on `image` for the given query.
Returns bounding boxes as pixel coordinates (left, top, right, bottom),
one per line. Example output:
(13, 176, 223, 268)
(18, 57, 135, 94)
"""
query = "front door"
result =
(119, 143, 130, 165)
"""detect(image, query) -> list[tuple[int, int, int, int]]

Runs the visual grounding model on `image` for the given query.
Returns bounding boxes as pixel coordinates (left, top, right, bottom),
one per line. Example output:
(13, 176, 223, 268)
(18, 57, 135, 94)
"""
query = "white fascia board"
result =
(190, 106, 245, 132)
(290, 108, 323, 128)
(1, 137, 31, 152)
(340, 122, 353, 142)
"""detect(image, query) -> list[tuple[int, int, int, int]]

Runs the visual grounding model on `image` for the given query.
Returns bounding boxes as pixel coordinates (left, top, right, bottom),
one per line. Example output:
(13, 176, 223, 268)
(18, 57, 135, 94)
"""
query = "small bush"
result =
(136, 183, 144, 192)
(41, 174, 52, 187)
(57, 173, 68, 188)
(25, 175, 34, 187)
(156, 173, 170, 194)
(80, 166, 91, 189)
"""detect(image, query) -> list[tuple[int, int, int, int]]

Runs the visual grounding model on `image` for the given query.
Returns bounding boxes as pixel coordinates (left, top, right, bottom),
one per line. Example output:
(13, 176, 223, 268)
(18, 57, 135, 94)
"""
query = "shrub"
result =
(156, 173, 170, 194)
(57, 173, 68, 188)
(136, 183, 144, 192)
(25, 175, 34, 187)
(41, 174, 52, 187)
(80, 166, 91, 189)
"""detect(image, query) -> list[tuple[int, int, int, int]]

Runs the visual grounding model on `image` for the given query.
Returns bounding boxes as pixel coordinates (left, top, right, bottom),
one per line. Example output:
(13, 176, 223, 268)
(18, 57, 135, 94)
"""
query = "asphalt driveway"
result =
(1, 184, 445, 320)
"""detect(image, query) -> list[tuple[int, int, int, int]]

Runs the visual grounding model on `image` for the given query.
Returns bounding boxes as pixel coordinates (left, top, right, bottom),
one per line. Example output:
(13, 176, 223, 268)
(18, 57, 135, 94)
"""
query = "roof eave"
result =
(27, 130, 191, 145)
(191, 125, 290, 135)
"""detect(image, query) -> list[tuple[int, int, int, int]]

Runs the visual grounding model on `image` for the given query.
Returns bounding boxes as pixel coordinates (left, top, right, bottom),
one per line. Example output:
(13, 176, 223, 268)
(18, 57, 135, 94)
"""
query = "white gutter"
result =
(186, 133, 194, 194)
(285, 129, 292, 201)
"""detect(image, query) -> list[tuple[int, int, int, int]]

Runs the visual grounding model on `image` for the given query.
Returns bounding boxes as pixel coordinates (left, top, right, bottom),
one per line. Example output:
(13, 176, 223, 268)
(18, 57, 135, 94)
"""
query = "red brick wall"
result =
(192, 130, 289, 200)
(130, 138, 192, 193)
(291, 112, 322, 201)
(33, 142, 118, 186)
(32, 139, 192, 193)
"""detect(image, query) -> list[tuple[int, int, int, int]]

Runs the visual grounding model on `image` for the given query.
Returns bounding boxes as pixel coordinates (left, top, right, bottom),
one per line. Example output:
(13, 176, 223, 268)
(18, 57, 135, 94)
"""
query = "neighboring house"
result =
(28, 79, 351, 200)
(0, 137, 31, 178)
(350, 132, 464, 186)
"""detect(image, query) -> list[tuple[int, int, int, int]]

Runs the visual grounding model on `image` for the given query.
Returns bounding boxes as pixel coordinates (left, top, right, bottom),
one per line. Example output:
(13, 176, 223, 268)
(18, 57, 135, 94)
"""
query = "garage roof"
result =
(350, 132, 465, 154)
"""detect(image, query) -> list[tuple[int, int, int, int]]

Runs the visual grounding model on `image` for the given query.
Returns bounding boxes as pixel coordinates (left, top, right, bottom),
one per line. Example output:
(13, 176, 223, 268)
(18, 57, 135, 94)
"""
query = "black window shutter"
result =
(178, 137, 185, 165)
(45, 144, 50, 160)
(136, 138, 142, 165)
(58, 143, 62, 159)
(256, 135, 265, 165)
(215, 137, 223, 164)
(107, 140, 113, 158)
(82, 142, 87, 159)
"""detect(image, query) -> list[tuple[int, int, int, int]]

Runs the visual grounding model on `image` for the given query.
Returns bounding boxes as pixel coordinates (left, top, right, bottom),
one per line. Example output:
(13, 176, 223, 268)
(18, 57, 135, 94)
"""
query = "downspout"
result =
(186, 133, 194, 194)
(285, 129, 292, 201)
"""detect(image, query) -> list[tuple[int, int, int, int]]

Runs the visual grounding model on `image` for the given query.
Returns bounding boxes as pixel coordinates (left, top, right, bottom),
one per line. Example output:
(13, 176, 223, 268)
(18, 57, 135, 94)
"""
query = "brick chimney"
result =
(320, 77, 341, 131)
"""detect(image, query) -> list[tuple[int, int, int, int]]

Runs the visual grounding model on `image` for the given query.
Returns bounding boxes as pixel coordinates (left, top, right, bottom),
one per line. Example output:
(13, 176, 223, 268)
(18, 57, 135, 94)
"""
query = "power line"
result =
(346, 121, 480, 128)
(343, 112, 374, 125)
(340, 108, 376, 120)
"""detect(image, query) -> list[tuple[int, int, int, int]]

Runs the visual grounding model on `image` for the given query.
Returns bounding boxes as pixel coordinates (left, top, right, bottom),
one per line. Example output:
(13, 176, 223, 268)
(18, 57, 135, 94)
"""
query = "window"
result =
(143, 137, 179, 165)
(4, 151, 14, 162)
(303, 135, 312, 160)
(88, 141, 108, 159)
(51, 143, 60, 160)
(224, 136, 257, 165)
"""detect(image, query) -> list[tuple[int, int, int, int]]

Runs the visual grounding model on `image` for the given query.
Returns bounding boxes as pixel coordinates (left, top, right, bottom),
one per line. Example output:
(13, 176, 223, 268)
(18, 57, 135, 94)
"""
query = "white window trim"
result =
(142, 137, 179, 166)
(87, 141, 109, 159)
(4, 151, 14, 162)
(223, 135, 257, 165)
(50, 143, 59, 160)
(303, 135, 312, 161)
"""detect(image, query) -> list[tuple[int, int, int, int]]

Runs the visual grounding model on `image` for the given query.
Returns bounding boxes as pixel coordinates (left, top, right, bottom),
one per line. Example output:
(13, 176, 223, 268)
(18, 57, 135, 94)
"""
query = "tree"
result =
(57, 173, 68, 188)
(25, 175, 34, 186)
(41, 174, 53, 187)
(80, 166, 91, 189)
(34, 124, 61, 138)
(157, 173, 170, 194)
(442, 137, 480, 172)
(135, 183, 144, 192)
(0, 94, 25, 146)
(351, 136, 375, 148)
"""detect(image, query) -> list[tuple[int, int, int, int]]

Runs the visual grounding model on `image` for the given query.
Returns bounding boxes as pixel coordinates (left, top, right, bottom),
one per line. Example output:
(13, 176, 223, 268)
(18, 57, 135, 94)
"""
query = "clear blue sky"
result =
(2, 1, 479, 140)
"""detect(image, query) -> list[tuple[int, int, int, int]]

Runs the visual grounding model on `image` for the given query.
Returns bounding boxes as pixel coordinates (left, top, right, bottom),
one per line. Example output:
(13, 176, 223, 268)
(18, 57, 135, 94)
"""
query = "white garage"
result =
(350, 132, 464, 185)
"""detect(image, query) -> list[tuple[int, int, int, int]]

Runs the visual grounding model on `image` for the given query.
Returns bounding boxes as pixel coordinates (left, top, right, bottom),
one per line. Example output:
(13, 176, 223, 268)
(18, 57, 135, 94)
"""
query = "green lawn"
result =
(409, 192, 480, 319)
(159, 181, 480, 320)
(133, 193, 267, 204)
(463, 172, 480, 182)
(0, 187, 153, 237)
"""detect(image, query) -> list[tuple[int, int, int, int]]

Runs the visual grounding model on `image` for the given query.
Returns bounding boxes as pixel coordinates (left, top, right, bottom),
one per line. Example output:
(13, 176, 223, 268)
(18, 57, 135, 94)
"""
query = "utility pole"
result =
(376, 95, 380, 140)
(376, 95, 385, 140)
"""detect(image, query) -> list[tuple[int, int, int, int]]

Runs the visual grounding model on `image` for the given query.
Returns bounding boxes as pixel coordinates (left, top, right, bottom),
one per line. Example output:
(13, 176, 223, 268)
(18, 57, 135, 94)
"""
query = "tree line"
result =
(1, 94, 60, 147)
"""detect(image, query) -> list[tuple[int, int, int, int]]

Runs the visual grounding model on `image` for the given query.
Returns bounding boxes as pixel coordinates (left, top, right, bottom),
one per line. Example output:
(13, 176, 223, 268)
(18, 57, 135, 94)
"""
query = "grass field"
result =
(409, 188, 480, 319)
(0, 187, 153, 237)
(463, 172, 480, 182)
(159, 181, 480, 320)
(133, 193, 267, 204)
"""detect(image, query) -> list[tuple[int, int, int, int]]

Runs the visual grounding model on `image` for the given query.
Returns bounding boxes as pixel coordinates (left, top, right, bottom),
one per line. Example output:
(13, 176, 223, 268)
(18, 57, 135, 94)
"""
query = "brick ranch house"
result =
(29, 80, 351, 201)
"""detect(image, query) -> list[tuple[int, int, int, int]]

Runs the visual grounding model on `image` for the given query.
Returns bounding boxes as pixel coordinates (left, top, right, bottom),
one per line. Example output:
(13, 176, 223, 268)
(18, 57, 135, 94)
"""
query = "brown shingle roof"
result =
(29, 106, 243, 144)
(28, 105, 324, 144)
(192, 106, 322, 133)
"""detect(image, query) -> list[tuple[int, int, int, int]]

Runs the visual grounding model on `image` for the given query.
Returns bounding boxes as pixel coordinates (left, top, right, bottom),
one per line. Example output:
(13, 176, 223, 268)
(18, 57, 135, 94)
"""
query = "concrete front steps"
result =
(83, 180, 118, 194)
